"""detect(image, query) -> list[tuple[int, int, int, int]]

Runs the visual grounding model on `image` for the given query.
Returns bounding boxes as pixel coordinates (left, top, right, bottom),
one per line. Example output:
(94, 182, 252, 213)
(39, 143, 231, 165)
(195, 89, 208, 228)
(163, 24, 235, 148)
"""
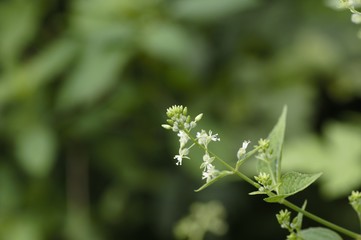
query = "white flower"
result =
(172, 121, 179, 132)
(177, 130, 190, 148)
(200, 153, 215, 169)
(210, 131, 220, 142)
(237, 140, 250, 160)
(196, 130, 208, 145)
(202, 164, 218, 183)
(196, 130, 220, 148)
(174, 148, 190, 166)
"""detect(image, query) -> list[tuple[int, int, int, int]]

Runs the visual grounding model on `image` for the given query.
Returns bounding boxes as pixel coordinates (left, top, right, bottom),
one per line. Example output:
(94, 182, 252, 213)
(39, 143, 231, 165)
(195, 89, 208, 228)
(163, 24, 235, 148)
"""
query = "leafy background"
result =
(0, 0, 360, 239)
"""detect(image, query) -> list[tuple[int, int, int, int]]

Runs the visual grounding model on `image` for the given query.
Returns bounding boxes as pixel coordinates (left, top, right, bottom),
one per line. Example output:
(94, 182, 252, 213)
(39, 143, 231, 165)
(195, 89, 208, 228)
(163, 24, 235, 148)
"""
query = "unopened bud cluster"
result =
(254, 172, 273, 192)
(162, 105, 202, 132)
(276, 209, 302, 240)
(349, 190, 361, 215)
(255, 138, 272, 162)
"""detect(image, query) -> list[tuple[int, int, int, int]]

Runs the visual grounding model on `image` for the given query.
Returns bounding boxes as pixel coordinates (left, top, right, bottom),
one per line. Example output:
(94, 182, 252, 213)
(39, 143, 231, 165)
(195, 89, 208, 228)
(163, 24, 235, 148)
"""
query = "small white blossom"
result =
(189, 121, 197, 130)
(174, 148, 190, 166)
(211, 131, 220, 142)
(196, 130, 220, 148)
(237, 140, 250, 160)
(200, 153, 215, 169)
(177, 130, 190, 148)
(202, 164, 218, 183)
(184, 121, 197, 131)
(196, 130, 208, 145)
(172, 121, 180, 132)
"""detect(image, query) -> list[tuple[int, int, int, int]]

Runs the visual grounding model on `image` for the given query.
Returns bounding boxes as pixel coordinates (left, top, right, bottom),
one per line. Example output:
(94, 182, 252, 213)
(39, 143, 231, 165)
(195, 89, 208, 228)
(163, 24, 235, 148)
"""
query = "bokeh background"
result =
(0, 0, 361, 239)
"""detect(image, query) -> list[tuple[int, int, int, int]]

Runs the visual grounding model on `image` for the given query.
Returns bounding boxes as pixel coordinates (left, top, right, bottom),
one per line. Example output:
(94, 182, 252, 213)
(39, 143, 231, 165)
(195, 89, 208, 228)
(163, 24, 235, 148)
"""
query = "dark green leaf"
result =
(264, 172, 321, 202)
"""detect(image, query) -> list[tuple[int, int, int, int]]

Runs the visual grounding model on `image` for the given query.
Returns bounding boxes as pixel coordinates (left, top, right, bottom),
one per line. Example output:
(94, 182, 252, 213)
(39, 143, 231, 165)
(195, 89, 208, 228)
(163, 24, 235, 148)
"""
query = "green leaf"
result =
(194, 171, 233, 192)
(299, 227, 343, 240)
(278, 171, 322, 196)
(264, 172, 322, 202)
(257, 106, 287, 185)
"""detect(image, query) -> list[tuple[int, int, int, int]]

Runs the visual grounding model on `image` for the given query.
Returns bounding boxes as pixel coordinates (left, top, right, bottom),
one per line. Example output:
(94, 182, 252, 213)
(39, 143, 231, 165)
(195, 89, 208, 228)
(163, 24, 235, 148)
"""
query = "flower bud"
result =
(195, 113, 203, 122)
(161, 124, 172, 130)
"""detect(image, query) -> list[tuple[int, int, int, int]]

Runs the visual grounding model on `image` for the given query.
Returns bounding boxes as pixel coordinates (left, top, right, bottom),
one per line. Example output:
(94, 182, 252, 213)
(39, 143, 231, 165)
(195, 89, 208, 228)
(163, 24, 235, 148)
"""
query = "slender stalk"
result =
(209, 150, 260, 189)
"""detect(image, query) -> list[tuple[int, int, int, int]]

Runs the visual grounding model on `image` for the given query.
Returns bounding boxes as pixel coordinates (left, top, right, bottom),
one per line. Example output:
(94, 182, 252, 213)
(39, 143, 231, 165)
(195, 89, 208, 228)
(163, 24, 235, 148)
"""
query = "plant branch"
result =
(185, 129, 361, 240)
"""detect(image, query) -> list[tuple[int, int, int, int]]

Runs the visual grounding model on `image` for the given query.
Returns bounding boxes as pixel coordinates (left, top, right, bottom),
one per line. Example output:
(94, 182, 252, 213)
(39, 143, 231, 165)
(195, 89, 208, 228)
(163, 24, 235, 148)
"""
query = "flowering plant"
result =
(162, 105, 361, 240)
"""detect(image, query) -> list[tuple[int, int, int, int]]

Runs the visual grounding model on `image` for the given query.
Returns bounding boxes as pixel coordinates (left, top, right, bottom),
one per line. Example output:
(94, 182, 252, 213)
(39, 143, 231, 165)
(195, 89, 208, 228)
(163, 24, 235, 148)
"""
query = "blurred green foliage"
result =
(0, 0, 360, 239)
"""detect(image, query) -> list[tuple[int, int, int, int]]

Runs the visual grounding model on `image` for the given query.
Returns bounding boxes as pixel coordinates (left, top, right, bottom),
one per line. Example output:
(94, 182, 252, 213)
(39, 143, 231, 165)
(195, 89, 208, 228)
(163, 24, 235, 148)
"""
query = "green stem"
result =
(210, 150, 260, 188)
(185, 130, 361, 239)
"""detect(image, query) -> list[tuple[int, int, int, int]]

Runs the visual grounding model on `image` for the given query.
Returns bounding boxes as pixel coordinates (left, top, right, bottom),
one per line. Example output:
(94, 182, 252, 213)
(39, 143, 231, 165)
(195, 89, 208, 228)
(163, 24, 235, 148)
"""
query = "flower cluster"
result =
(200, 153, 217, 183)
(197, 130, 221, 182)
(162, 105, 202, 133)
(162, 105, 221, 182)
(276, 209, 303, 240)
